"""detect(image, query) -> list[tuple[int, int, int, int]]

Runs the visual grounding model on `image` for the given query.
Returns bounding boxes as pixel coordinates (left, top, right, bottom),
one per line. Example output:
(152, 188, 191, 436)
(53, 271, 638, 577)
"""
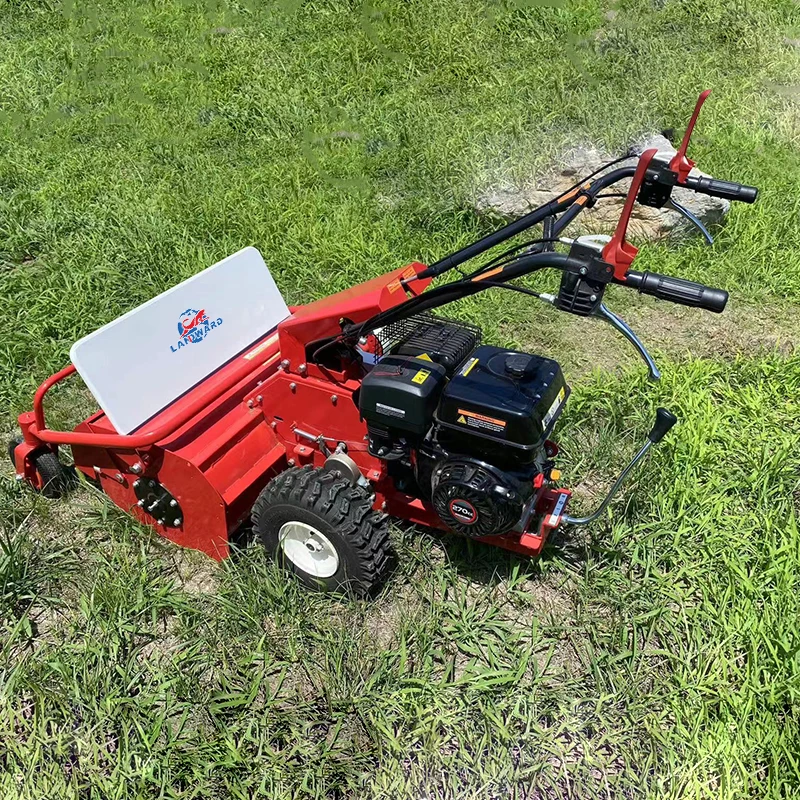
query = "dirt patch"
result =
(505, 299, 799, 380)
(170, 550, 221, 595)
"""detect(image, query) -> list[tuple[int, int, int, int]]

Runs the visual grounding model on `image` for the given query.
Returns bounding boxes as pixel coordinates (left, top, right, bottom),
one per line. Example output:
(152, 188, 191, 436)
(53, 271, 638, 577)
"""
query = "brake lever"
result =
(665, 198, 714, 245)
(592, 303, 661, 381)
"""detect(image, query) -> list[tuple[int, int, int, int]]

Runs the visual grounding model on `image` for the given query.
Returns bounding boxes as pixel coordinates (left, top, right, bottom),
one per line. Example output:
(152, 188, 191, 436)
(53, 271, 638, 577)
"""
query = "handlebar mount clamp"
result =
(556, 242, 616, 317)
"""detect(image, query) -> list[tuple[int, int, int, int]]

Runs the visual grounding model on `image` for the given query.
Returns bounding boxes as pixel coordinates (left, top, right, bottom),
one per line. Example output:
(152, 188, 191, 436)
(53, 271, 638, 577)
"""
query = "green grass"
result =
(2, 0, 800, 797)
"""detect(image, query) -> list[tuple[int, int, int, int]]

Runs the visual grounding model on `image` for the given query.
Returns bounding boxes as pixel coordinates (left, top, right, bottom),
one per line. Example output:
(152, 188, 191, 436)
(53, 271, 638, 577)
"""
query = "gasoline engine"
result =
(358, 316, 569, 537)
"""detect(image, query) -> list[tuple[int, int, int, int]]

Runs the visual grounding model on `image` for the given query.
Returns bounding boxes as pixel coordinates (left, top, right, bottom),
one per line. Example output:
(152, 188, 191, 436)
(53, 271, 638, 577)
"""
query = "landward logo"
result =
(170, 307, 224, 352)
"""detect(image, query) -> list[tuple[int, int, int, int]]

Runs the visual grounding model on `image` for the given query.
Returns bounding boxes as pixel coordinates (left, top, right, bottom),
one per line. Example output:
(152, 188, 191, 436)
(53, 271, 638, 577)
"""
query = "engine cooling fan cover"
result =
(431, 458, 523, 537)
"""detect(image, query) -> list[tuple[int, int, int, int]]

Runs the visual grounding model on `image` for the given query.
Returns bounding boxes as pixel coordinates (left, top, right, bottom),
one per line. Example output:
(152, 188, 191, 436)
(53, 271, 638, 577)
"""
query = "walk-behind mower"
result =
(9, 91, 758, 595)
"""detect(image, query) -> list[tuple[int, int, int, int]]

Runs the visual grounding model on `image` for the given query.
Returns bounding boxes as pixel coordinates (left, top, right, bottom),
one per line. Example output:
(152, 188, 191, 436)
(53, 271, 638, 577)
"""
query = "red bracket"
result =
(669, 89, 711, 184)
(601, 148, 658, 281)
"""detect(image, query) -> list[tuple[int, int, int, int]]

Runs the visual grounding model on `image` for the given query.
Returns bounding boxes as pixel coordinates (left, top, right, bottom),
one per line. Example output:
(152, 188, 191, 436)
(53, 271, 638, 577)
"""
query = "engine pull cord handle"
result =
(562, 408, 678, 526)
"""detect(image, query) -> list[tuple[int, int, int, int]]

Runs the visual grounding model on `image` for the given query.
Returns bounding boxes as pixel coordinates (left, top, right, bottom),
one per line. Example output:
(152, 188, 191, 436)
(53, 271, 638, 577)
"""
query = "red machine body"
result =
(15, 260, 566, 561)
(12, 91, 758, 571)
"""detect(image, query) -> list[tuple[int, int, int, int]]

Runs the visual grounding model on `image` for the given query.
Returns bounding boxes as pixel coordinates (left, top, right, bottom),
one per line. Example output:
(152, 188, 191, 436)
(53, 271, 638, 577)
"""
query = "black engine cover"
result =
(431, 458, 524, 537)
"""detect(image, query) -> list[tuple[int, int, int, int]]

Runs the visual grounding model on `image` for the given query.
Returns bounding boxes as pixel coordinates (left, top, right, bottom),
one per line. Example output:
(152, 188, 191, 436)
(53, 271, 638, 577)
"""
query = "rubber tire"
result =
(7, 437, 73, 499)
(252, 466, 394, 597)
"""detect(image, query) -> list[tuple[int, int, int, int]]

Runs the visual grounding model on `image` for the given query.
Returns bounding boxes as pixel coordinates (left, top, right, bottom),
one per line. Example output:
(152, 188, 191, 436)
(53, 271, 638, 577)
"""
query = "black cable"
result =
(455, 156, 638, 281)
(464, 238, 561, 280)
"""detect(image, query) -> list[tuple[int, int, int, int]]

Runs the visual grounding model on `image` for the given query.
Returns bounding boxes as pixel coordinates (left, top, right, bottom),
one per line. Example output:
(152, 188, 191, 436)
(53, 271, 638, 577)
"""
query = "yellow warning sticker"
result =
(457, 408, 506, 434)
(460, 357, 479, 377)
(457, 415, 467, 424)
(416, 353, 432, 362)
(411, 369, 431, 385)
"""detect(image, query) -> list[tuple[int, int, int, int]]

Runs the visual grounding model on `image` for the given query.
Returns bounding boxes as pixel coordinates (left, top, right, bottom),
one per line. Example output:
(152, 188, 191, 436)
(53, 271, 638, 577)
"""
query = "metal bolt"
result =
(130, 463, 143, 474)
(590, 294, 597, 302)
(148, 502, 158, 512)
(173, 518, 182, 526)
(271, 421, 278, 429)
(15, 474, 23, 481)
(380, 501, 387, 511)
(114, 473, 125, 484)
(290, 382, 297, 391)
(288, 458, 296, 466)
(169, 498, 178, 507)
(256, 395, 263, 403)
(93, 465, 101, 473)
(157, 519, 165, 526)
(247, 399, 254, 408)
(137, 499, 145, 507)
(298, 363, 307, 374)
(331, 395, 338, 405)
(280, 359, 290, 370)
(579, 267, 587, 276)
(133, 479, 141, 489)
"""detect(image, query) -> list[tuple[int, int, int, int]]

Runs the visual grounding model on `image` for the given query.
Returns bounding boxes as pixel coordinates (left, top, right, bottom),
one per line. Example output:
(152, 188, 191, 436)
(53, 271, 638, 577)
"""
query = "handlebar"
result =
(623, 270, 728, 313)
(682, 175, 758, 204)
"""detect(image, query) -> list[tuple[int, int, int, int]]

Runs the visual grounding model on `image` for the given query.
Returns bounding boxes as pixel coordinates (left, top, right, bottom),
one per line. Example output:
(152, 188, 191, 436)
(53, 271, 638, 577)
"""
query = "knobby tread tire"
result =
(251, 466, 395, 597)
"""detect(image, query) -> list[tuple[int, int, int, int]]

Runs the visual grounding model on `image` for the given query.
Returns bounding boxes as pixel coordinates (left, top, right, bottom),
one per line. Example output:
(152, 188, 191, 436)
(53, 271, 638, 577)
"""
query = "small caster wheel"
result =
(7, 437, 76, 499)
(252, 465, 395, 597)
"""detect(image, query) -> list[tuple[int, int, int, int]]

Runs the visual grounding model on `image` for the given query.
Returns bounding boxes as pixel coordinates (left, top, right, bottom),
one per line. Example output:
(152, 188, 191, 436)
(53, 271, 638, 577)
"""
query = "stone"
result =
(473, 134, 730, 242)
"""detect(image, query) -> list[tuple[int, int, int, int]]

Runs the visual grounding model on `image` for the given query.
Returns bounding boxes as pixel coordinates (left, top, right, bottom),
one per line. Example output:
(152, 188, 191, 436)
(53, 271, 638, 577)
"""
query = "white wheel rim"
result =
(278, 521, 340, 579)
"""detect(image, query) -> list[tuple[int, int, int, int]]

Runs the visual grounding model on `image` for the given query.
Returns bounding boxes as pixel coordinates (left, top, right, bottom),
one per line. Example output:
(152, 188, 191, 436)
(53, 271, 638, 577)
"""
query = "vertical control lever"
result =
(563, 408, 678, 525)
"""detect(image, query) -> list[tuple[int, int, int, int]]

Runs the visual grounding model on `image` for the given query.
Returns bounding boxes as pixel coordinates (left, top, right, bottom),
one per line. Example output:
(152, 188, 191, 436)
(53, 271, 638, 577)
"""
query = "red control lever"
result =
(602, 148, 658, 281)
(669, 89, 711, 184)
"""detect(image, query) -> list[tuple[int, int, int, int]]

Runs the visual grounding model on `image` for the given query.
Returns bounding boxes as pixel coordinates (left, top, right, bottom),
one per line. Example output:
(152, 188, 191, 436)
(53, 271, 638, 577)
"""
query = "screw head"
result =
(590, 294, 597, 302)
(247, 399, 254, 408)
(130, 463, 143, 474)
(169, 498, 178, 507)
(173, 518, 182, 526)
(256, 395, 263, 403)
(290, 382, 297, 391)
(157, 519, 165, 526)
(579, 267, 587, 276)
(137, 499, 145, 507)
(271, 421, 278, 429)
(288, 458, 296, 466)
(280, 359, 290, 370)
(331, 395, 338, 405)
(298, 363, 307, 374)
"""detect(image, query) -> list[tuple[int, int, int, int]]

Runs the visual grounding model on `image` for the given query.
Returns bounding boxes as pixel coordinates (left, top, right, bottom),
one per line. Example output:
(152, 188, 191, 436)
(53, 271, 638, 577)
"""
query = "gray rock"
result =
(473, 134, 730, 242)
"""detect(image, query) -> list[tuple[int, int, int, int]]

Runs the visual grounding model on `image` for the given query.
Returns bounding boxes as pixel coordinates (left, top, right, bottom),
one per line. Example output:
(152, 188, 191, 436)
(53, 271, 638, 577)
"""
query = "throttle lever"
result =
(664, 198, 714, 245)
(592, 303, 661, 381)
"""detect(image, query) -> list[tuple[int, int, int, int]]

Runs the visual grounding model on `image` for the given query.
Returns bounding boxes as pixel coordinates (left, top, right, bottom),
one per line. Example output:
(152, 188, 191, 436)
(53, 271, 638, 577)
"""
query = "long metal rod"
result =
(562, 439, 653, 526)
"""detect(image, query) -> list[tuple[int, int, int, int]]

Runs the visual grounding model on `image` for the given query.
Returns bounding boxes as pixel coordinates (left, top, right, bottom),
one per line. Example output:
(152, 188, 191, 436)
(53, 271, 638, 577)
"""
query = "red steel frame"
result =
(15, 260, 570, 561)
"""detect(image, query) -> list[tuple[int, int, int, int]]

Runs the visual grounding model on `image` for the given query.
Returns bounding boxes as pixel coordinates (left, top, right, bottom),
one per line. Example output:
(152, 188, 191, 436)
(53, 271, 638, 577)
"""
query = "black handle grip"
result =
(648, 408, 678, 444)
(683, 175, 758, 204)
(624, 270, 728, 313)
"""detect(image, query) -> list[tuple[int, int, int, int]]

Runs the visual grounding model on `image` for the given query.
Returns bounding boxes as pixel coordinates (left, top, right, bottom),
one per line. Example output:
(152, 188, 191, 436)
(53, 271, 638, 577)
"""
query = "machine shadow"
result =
(396, 520, 590, 587)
